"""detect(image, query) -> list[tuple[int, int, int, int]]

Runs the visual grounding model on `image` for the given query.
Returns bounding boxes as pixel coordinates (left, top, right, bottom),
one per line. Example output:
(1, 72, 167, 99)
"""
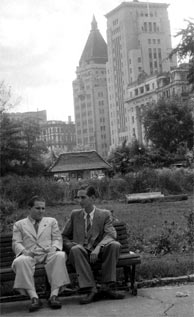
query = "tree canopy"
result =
(169, 19, 194, 85)
(143, 97, 194, 153)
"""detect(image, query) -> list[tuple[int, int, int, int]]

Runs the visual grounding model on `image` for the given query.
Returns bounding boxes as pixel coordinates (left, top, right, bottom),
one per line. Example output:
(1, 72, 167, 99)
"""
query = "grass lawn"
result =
(1, 195, 193, 294)
(45, 195, 194, 280)
(44, 195, 193, 239)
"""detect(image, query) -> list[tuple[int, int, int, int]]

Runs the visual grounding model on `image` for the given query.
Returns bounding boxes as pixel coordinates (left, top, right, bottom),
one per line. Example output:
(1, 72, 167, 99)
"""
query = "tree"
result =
(0, 113, 23, 175)
(0, 82, 48, 176)
(143, 98, 194, 153)
(0, 81, 21, 114)
(169, 19, 194, 86)
(20, 119, 48, 173)
(108, 140, 151, 174)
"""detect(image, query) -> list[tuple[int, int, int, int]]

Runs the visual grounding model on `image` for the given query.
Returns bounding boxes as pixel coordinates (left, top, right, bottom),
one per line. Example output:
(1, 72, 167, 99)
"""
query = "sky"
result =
(0, 0, 193, 122)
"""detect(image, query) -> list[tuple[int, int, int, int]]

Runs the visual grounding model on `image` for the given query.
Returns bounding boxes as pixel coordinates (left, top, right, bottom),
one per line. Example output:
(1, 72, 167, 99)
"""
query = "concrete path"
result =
(1, 283, 194, 317)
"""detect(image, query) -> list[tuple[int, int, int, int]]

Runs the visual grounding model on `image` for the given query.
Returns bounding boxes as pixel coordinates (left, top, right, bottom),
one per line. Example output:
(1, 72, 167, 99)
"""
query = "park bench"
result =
(0, 221, 141, 302)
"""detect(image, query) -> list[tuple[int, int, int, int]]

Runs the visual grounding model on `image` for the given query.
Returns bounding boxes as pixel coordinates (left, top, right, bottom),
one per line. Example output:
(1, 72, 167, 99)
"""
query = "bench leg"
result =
(131, 265, 137, 296)
(123, 265, 138, 295)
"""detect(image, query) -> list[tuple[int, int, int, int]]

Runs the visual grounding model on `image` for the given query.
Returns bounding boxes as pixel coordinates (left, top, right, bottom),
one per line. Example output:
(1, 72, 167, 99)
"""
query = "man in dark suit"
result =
(62, 186, 125, 304)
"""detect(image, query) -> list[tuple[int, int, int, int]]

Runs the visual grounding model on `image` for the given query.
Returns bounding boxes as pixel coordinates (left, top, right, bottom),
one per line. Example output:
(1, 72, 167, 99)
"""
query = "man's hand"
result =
(22, 249, 35, 257)
(45, 246, 57, 253)
(90, 245, 101, 264)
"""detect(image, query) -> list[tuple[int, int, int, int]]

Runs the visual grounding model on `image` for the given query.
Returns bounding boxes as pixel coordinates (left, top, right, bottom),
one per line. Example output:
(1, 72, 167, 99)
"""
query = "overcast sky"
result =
(0, 0, 193, 121)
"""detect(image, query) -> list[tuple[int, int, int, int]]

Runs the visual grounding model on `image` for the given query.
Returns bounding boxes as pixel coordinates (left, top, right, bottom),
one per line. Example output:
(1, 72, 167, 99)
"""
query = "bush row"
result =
(0, 168, 193, 209)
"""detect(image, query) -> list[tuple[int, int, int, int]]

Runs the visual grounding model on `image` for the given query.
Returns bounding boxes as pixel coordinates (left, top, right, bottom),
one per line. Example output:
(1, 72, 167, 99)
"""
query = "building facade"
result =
(105, 0, 176, 148)
(40, 117, 76, 152)
(73, 16, 111, 159)
(125, 64, 192, 145)
(8, 110, 47, 125)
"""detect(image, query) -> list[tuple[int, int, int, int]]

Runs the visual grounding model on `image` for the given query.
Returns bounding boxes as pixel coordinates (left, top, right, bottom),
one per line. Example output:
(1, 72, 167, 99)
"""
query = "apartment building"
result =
(72, 16, 111, 159)
(125, 64, 192, 145)
(40, 117, 76, 152)
(105, 0, 176, 148)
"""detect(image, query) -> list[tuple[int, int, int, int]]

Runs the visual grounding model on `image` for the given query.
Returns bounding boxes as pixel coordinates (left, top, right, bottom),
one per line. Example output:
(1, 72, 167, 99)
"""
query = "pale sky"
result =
(0, 0, 193, 121)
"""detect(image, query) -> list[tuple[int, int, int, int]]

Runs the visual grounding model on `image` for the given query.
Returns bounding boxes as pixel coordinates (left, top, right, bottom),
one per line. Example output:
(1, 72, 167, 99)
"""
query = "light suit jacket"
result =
(62, 207, 117, 252)
(12, 217, 62, 257)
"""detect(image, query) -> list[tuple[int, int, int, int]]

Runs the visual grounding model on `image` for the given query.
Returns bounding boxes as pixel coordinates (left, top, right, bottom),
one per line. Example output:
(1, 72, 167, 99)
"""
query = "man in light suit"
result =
(62, 186, 125, 304)
(12, 195, 70, 312)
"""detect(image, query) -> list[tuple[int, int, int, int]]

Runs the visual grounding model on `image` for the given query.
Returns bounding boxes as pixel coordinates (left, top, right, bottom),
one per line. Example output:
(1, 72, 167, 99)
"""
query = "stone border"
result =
(137, 274, 194, 288)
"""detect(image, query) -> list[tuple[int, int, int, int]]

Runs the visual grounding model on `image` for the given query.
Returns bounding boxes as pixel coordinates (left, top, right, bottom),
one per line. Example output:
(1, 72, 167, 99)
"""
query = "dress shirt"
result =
(83, 207, 95, 234)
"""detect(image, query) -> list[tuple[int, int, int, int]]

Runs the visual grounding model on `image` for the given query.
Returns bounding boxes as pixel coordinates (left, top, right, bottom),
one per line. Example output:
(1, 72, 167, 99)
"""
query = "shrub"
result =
(109, 177, 129, 199)
(125, 169, 159, 193)
(0, 176, 67, 207)
(157, 168, 183, 194)
(0, 198, 17, 232)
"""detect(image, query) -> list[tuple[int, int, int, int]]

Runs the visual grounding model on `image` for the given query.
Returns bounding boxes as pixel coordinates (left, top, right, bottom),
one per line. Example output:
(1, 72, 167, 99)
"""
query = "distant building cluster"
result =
(10, 1, 193, 159)
(72, 0, 193, 157)
(8, 111, 76, 153)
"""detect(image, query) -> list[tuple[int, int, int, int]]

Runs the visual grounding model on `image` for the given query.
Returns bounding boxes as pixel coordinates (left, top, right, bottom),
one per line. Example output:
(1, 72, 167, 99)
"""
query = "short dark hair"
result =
(86, 186, 96, 198)
(28, 195, 45, 207)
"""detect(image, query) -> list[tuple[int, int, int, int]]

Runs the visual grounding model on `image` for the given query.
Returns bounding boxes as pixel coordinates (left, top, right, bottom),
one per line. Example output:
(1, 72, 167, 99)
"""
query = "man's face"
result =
(29, 200, 45, 221)
(77, 190, 93, 211)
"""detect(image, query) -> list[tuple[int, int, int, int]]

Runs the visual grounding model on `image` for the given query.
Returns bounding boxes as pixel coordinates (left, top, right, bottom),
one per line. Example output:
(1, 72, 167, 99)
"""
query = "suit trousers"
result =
(12, 251, 70, 292)
(69, 241, 120, 289)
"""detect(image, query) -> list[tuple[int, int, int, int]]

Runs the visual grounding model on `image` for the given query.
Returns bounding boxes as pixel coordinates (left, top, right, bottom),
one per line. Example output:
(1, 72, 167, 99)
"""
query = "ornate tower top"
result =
(79, 16, 107, 66)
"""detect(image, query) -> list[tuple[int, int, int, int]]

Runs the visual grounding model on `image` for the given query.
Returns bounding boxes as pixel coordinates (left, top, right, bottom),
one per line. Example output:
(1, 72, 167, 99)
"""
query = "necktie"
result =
(86, 214, 91, 233)
(34, 221, 39, 233)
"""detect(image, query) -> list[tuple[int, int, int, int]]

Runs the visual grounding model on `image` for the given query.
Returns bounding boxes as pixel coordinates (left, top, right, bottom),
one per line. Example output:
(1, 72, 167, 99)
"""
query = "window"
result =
(144, 22, 147, 32)
(149, 48, 152, 58)
(149, 22, 152, 32)
(138, 57, 141, 63)
(158, 48, 162, 59)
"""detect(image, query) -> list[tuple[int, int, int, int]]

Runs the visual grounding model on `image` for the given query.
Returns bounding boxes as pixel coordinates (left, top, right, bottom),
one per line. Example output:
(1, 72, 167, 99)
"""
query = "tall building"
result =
(105, 0, 176, 148)
(73, 16, 111, 159)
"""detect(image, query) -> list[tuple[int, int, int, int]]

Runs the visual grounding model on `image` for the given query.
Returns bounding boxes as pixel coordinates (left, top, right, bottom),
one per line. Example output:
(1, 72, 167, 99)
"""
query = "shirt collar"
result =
(83, 206, 95, 220)
(28, 216, 42, 225)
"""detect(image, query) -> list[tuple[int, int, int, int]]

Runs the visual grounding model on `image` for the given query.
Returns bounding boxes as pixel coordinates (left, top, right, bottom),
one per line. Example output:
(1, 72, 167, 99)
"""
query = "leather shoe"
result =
(104, 290, 125, 300)
(29, 297, 42, 312)
(80, 291, 97, 304)
(48, 295, 62, 309)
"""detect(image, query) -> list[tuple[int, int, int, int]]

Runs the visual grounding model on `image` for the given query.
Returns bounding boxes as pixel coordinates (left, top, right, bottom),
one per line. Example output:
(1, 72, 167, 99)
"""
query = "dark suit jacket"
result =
(62, 207, 117, 252)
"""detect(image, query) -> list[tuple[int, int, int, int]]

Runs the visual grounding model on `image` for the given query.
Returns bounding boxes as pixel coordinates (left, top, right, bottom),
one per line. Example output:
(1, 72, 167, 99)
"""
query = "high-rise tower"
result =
(73, 16, 111, 158)
(105, 0, 176, 148)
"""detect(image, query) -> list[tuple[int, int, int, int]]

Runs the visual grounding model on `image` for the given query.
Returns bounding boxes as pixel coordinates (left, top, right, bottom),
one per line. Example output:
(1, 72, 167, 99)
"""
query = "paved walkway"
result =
(1, 283, 194, 317)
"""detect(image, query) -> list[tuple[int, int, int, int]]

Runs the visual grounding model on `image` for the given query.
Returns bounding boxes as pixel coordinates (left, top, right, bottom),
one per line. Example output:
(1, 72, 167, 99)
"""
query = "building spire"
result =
(91, 15, 98, 31)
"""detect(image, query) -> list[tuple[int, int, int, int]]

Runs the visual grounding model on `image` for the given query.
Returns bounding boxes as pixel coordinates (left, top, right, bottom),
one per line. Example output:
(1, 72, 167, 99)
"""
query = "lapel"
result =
(88, 208, 100, 239)
(25, 217, 37, 238)
(37, 218, 49, 238)
(77, 210, 85, 239)
(92, 208, 100, 230)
